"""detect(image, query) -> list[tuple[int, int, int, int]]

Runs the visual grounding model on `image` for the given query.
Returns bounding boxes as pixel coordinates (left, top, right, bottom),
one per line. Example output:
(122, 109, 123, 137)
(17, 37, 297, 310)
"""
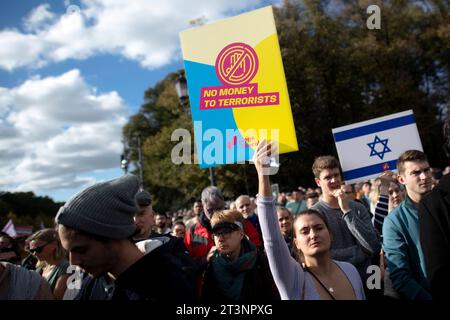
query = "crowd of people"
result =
(1, 116, 450, 301)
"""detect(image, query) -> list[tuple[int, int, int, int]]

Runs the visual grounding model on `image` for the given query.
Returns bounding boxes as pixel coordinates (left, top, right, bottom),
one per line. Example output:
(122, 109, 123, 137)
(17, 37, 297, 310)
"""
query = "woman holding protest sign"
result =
(254, 140, 365, 300)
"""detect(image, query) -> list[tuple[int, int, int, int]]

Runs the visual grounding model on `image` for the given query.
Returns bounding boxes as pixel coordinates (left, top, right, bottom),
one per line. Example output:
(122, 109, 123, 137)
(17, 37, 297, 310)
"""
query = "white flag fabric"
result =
(2, 219, 17, 237)
(332, 110, 423, 184)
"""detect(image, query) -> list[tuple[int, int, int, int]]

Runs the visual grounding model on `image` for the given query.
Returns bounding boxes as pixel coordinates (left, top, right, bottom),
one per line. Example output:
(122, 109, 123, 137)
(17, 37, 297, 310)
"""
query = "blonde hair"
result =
(28, 228, 66, 267)
(210, 209, 245, 228)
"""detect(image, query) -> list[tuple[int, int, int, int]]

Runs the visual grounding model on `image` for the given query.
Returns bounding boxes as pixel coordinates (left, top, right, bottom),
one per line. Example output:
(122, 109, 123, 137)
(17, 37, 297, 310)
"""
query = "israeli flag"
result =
(2, 219, 17, 237)
(332, 110, 423, 184)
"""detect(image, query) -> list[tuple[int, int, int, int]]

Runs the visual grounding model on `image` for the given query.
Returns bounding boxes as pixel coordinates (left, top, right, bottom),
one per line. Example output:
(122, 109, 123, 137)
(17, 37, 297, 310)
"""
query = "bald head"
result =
(235, 195, 253, 218)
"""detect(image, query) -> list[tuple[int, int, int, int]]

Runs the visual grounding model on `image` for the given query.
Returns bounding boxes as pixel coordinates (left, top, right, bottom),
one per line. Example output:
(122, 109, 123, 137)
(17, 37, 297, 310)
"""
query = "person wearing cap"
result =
(55, 174, 195, 301)
(201, 209, 280, 302)
(133, 190, 158, 241)
(184, 186, 261, 267)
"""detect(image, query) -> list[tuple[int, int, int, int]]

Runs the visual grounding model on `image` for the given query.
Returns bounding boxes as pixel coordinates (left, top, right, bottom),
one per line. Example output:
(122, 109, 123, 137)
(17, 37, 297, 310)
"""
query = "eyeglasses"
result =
(212, 229, 236, 239)
(29, 243, 49, 254)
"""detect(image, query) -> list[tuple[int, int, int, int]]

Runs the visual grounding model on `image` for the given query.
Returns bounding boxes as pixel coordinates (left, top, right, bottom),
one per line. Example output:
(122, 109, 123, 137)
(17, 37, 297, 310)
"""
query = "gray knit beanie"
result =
(55, 174, 139, 239)
(135, 190, 152, 207)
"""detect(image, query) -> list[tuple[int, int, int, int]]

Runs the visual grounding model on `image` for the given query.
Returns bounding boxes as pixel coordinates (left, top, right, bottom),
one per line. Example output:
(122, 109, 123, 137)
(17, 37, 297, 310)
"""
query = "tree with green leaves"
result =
(0, 192, 63, 230)
(124, 0, 449, 212)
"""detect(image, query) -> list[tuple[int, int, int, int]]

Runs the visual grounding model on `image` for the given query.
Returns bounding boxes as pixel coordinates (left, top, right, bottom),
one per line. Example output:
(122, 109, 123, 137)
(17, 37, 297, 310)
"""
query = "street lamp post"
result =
(136, 134, 144, 188)
(174, 72, 190, 114)
(120, 134, 144, 189)
(174, 71, 216, 186)
(120, 153, 129, 173)
(208, 167, 216, 187)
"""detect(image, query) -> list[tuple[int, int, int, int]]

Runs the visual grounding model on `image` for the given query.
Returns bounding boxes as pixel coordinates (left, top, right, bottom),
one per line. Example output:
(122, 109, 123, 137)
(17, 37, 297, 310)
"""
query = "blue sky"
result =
(0, 0, 279, 202)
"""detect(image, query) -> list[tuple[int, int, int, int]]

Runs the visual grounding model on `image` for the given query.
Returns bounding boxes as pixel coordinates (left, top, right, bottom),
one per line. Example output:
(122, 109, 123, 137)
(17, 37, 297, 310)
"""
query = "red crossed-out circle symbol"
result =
(215, 42, 259, 86)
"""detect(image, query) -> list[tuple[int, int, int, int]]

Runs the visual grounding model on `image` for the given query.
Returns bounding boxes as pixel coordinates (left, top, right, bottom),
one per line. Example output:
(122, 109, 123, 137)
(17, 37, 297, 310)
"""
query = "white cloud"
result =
(0, 0, 266, 71)
(23, 3, 57, 32)
(0, 69, 128, 192)
(0, 30, 47, 70)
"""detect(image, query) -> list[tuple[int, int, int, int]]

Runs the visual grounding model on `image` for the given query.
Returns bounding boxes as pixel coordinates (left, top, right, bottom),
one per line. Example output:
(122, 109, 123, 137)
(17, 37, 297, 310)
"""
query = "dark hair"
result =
(384, 178, 403, 190)
(155, 212, 168, 219)
(57, 224, 111, 244)
(0, 232, 21, 264)
(312, 156, 340, 178)
(173, 220, 186, 228)
(305, 192, 319, 199)
(292, 209, 332, 263)
(135, 190, 152, 208)
(344, 184, 355, 193)
(136, 204, 153, 216)
(276, 206, 293, 241)
(276, 206, 292, 216)
(293, 209, 331, 236)
(397, 150, 428, 174)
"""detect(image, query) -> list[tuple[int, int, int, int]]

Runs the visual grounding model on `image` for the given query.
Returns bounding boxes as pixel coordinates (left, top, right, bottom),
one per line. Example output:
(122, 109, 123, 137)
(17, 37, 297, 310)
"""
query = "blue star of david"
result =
(367, 135, 391, 160)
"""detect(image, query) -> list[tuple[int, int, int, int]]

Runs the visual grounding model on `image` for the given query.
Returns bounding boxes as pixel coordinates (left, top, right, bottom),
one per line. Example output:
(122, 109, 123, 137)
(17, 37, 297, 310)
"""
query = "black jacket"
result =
(75, 244, 196, 301)
(419, 174, 450, 300)
(148, 233, 200, 289)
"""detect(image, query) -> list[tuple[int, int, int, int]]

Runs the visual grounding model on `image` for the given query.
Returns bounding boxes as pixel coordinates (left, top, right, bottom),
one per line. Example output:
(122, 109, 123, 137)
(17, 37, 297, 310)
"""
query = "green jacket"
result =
(382, 196, 431, 300)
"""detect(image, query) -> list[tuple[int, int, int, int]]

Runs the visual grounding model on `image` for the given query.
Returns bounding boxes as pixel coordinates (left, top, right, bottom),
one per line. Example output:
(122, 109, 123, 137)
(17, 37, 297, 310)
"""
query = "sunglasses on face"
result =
(29, 243, 49, 254)
(212, 229, 237, 238)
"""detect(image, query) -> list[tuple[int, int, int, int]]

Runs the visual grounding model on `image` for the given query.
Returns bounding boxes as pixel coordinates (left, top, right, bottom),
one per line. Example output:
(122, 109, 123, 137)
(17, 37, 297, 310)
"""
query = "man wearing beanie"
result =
(56, 174, 195, 301)
(133, 190, 159, 241)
